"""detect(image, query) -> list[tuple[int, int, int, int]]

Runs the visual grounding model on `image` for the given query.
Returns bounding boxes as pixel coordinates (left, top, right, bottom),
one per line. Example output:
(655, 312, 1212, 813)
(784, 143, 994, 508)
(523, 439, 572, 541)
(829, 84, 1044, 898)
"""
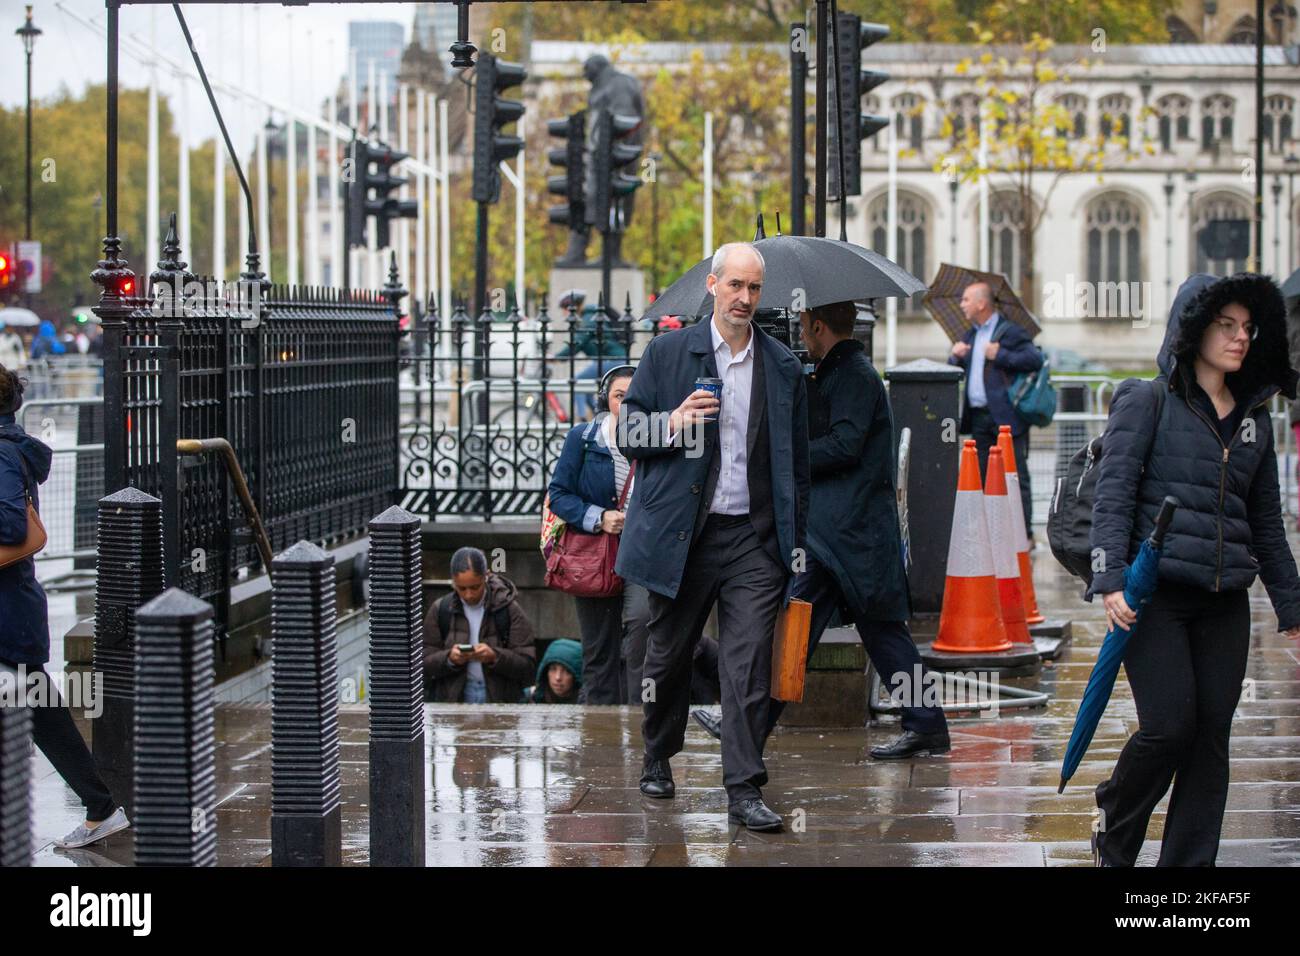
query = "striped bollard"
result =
(270, 541, 342, 867)
(367, 506, 426, 867)
(94, 487, 165, 815)
(0, 665, 33, 867)
(133, 588, 217, 867)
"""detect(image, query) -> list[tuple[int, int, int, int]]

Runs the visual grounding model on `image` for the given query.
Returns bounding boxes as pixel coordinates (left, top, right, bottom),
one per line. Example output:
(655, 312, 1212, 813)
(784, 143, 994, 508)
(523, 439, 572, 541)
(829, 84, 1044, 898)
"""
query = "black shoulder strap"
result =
(437, 596, 452, 641)
(493, 606, 512, 644)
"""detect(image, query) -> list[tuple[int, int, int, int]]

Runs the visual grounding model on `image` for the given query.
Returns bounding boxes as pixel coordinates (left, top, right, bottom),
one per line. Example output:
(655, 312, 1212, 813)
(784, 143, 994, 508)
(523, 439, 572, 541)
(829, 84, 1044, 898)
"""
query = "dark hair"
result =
(0, 365, 24, 416)
(809, 301, 856, 338)
(449, 546, 488, 577)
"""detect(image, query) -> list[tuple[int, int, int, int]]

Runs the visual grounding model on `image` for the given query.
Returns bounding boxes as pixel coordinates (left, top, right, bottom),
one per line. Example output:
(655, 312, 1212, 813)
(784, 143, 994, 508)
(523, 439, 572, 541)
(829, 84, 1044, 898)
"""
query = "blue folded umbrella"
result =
(1058, 496, 1180, 792)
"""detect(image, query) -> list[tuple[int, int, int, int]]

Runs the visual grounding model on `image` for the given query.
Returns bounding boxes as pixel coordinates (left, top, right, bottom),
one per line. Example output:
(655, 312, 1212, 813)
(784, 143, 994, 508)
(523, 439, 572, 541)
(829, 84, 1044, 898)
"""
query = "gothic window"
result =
(1156, 94, 1191, 152)
(987, 192, 1030, 292)
(1201, 95, 1235, 152)
(892, 93, 925, 151)
(1192, 193, 1252, 275)
(1098, 93, 1132, 142)
(1085, 193, 1144, 292)
(1055, 93, 1087, 139)
(1264, 94, 1295, 153)
(869, 191, 931, 311)
(949, 93, 981, 145)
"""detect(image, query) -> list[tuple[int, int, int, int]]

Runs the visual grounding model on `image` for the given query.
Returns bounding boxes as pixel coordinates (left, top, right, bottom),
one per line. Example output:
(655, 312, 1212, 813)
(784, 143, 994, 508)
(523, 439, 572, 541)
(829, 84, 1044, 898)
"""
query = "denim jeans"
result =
(461, 675, 488, 704)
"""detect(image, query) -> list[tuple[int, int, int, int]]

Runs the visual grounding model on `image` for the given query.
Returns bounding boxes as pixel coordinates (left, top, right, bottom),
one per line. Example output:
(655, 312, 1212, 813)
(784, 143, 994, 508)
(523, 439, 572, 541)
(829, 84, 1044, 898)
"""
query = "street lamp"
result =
(15, 4, 41, 241)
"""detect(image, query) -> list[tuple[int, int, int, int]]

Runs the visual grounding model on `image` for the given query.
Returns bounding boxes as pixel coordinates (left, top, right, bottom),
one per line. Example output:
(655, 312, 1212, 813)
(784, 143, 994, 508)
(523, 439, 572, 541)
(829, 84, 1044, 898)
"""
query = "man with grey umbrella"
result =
(692, 301, 949, 758)
(614, 242, 809, 832)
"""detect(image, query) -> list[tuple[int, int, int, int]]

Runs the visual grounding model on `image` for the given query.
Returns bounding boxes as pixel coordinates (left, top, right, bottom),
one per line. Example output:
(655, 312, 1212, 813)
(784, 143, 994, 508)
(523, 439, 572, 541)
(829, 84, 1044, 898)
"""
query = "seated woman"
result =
(423, 546, 537, 703)
(521, 639, 583, 704)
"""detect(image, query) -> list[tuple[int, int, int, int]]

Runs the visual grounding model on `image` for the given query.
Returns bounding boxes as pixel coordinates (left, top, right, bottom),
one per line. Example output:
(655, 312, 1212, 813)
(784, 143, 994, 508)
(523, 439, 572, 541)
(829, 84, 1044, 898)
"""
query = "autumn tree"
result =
(933, 28, 1148, 307)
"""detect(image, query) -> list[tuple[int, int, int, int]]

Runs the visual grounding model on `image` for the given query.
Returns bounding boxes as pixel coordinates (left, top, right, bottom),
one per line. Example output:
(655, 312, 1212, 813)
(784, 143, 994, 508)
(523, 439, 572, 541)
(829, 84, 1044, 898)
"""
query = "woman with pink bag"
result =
(544, 365, 638, 704)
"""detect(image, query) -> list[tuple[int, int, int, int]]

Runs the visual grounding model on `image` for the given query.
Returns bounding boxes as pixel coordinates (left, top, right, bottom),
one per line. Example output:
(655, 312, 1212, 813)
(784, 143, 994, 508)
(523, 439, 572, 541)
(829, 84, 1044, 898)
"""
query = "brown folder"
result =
(771, 598, 813, 703)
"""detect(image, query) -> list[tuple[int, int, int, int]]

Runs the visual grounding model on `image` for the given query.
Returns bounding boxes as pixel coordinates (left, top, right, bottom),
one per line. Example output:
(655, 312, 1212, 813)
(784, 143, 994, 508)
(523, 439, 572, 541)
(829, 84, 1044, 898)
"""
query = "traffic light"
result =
(472, 53, 527, 204)
(547, 110, 587, 230)
(585, 110, 642, 233)
(346, 139, 419, 249)
(0, 247, 14, 300)
(829, 13, 890, 199)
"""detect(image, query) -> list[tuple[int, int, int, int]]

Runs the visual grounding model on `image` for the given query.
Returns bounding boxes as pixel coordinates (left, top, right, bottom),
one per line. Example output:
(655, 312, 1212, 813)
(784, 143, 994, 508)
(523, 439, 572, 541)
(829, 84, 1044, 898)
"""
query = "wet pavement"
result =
(28, 538, 1300, 867)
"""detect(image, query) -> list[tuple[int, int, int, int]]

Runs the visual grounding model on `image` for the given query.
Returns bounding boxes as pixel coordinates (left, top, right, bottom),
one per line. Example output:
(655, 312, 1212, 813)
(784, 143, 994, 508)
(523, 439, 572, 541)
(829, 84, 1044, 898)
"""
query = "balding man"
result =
(615, 242, 810, 832)
(948, 281, 1043, 533)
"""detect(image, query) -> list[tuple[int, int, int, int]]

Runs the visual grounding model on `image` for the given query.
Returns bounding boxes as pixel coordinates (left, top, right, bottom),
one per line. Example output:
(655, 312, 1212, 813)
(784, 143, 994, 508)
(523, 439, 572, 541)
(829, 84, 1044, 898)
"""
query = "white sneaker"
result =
(53, 807, 131, 849)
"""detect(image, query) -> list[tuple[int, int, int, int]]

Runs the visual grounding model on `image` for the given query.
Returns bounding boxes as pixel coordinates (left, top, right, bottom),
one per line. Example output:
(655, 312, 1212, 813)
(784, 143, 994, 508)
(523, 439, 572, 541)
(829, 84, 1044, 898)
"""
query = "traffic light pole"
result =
(474, 199, 489, 425)
(813, 0, 829, 238)
(790, 22, 807, 237)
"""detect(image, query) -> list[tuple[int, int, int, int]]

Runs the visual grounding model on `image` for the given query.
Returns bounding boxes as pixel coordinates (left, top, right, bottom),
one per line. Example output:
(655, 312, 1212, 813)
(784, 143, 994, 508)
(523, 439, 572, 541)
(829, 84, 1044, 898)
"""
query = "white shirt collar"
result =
(710, 317, 754, 361)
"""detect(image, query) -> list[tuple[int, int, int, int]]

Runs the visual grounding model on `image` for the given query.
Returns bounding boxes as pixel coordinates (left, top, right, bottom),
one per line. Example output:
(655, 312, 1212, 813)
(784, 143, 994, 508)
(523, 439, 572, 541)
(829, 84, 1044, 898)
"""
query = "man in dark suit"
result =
(692, 301, 949, 758)
(614, 242, 809, 832)
(947, 281, 1043, 532)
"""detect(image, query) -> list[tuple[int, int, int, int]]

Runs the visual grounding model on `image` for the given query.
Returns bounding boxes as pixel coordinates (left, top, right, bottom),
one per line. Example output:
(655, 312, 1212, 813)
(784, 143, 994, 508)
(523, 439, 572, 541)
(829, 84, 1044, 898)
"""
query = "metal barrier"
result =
(18, 396, 103, 565)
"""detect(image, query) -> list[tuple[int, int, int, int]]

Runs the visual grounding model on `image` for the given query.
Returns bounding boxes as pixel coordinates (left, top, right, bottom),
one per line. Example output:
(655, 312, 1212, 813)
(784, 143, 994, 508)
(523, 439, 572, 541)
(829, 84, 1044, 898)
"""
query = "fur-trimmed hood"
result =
(1158, 273, 1299, 404)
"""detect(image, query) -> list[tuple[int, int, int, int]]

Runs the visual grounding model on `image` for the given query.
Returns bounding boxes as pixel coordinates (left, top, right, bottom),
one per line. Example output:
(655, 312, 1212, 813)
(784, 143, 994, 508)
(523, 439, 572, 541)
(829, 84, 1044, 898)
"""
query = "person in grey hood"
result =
(0, 365, 130, 849)
(1087, 274, 1300, 866)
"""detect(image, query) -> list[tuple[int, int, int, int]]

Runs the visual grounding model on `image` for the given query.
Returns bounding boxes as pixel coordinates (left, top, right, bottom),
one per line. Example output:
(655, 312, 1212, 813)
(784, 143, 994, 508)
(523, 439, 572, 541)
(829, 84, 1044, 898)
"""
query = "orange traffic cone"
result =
(997, 425, 1045, 624)
(984, 447, 1033, 646)
(933, 440, 1012, 653)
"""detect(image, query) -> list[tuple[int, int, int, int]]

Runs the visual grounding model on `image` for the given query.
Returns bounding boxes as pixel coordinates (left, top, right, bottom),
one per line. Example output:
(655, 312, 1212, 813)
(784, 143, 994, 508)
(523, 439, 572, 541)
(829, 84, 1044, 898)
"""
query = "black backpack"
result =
(436, 594, 512, 647)
(1047, 379, 1164, 585)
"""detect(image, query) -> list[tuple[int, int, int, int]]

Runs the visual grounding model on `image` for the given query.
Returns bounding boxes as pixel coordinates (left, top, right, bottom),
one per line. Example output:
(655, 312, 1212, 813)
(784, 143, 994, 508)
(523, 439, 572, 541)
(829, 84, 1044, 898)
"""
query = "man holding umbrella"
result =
(614, 241, 810, 832)
(693, 300, 949, 758)
(946, 280, 1043, 534)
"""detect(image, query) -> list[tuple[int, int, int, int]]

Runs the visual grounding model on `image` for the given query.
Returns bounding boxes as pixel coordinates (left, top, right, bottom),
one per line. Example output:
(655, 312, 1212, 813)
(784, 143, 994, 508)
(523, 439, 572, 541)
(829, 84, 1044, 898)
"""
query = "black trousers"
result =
(624, 582, 722, 706)
(765, 555, 948, 741)
(971, 407, 1032, 533)
(1094, 582, 1251, 866)
(642, 513, 786, 804)
(0, 660, 117, 821)
(574, 594, 625, 704)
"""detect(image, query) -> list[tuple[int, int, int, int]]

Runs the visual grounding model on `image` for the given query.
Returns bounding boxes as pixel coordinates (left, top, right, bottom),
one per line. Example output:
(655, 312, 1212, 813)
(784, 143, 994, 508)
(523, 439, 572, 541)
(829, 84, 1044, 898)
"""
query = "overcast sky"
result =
(0, 1, 419, 156)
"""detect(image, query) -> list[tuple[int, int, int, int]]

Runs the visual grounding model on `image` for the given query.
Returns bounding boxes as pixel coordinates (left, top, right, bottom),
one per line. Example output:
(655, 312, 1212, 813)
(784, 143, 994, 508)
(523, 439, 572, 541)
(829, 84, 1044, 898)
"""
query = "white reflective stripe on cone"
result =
(945, 489, 995, 578)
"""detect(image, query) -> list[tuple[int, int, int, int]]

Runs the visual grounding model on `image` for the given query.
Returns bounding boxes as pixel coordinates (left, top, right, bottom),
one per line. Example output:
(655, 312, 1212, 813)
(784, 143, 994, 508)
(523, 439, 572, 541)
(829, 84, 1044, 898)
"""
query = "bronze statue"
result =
(556, 54, 645, 268)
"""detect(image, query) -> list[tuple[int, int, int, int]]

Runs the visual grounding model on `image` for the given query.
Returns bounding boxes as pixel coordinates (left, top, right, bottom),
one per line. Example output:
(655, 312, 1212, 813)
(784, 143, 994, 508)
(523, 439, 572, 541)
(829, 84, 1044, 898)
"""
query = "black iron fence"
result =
(95, 221, 402, 631)
(397, 300, 713, 521)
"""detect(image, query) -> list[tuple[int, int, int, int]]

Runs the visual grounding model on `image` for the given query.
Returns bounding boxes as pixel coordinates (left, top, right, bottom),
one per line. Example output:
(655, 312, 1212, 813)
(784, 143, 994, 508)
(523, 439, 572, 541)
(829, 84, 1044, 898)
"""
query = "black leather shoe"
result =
(869, 729, 951, 760)
(639, 758, 675, 798)
(691, 709, 723, 740)
(728, 797, 783, 832)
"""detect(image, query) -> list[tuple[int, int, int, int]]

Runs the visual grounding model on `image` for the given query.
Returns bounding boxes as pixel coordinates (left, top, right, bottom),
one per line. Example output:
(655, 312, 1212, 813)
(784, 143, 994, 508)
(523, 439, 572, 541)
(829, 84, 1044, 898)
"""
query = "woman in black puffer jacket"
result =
(1088, 273, 1300, 866)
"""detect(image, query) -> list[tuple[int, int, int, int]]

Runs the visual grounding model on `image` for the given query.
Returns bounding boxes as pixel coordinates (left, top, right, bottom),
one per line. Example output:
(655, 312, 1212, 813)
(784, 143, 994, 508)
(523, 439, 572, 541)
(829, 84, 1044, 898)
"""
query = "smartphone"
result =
(455, 644, 474, 654)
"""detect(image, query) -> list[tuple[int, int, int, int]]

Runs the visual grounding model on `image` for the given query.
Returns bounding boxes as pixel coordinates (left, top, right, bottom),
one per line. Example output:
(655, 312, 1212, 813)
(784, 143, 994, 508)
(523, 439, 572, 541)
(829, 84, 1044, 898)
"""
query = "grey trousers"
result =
(641, 513, 786, 804)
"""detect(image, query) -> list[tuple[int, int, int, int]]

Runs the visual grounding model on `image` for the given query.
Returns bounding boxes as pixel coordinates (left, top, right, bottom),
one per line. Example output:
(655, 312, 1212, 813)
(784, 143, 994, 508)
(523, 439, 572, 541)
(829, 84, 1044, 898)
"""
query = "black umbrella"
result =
(1282, 267, 1300, 299)
(642, 235, 926, 321)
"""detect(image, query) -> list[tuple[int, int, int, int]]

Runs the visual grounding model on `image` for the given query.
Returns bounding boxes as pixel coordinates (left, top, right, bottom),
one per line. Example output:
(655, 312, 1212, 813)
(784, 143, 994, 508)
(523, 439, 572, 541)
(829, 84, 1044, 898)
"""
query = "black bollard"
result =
(884, 359, 965, 617)
(0, 666, 33, 867)
(367, 506, 426, 867)
(133, 588, 217, 867)
(93, 487, 165, 816)
(270, 541, 341, 867)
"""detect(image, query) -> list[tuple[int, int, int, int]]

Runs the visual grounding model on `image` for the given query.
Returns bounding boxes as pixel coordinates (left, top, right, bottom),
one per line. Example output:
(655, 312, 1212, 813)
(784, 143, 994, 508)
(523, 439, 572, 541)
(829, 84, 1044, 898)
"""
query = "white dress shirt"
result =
(708, 318, 754, 515)
(967, 313, 1000, 409)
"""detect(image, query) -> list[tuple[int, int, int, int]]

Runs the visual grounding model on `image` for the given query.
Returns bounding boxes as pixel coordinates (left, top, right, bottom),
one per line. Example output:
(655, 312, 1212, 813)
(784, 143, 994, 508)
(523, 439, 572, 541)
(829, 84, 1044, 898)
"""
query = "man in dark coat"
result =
(614, 241, 809, 831)
(692, 301, 949, 758)
(947, 280, 1043, 533)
